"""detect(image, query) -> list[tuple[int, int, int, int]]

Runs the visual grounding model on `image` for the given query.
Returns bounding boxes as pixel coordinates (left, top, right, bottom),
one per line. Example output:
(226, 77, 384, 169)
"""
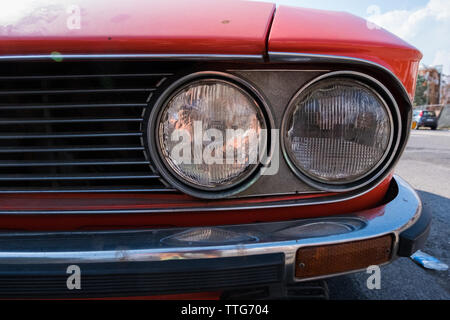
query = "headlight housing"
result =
(151, 76, 268, 197)
(283, 75, 396, 190)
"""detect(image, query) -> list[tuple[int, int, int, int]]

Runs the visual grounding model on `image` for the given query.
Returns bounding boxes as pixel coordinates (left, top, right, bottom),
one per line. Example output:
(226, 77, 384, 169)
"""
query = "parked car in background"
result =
(413, 110, 438, 130)
(0, 0, 430, 299)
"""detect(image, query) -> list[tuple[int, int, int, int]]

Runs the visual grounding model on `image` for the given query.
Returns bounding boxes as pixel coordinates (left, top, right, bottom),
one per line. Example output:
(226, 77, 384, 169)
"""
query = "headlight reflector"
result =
(158, 79, 266, 189)
(284, 78, 393, 184)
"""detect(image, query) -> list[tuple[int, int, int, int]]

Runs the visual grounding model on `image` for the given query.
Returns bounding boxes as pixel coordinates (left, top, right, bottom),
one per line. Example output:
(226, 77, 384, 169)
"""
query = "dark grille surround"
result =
(0, 60, 179, 193)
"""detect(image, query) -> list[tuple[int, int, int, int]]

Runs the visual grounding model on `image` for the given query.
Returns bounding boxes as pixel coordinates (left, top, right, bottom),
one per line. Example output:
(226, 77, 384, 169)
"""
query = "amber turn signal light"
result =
(295, 235, 393, 279)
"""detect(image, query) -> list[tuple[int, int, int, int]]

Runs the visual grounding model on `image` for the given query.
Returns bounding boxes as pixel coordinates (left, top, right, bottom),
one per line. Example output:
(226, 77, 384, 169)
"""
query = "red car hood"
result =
(0, 0, 421, 96)
(0, 0, 275, 55)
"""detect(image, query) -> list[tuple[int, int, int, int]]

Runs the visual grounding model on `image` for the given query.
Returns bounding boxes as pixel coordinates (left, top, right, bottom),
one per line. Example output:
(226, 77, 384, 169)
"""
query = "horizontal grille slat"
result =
(0, 103, 148, 110)
(0, 145, 145, 153)
(0, 60, 177, 193)
(0, 187, 176, 193)
(0, 73, 173, 80)
(0, 88, 155, 95)
(0, 117, 143, 124)
(0, 132, 143, 139)
(0, 173, 159, 181)
(0, 159, 150, 167)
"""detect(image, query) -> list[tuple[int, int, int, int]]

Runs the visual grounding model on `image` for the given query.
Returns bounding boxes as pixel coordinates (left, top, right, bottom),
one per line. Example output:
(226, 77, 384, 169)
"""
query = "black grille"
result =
(0, 254, 284, 298)
(0, 60, 178, 193)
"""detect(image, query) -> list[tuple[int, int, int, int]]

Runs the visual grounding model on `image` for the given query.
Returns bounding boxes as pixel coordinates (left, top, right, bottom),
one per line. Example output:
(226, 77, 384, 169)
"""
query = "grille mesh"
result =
(0, 254, 284, 298)
(0, 60, 177, 193)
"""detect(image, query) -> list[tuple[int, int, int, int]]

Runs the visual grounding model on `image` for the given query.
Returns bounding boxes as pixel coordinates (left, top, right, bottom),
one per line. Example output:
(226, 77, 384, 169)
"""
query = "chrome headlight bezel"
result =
(281, 71, 401, 192)
(146, 71, 273, 199)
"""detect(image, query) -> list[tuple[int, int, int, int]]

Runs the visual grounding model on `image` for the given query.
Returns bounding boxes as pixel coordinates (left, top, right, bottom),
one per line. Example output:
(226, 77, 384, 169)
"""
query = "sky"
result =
(261, 0, 450, 75)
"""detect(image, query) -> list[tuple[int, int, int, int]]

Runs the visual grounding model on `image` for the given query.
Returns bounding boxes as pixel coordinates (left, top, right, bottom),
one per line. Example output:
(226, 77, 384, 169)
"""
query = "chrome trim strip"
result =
(0, 54, 264, 62)
(0, 176, 422, 283)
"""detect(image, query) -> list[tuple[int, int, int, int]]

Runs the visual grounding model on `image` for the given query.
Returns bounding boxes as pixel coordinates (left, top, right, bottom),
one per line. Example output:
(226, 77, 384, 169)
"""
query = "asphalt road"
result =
(328, 129, 450, 300)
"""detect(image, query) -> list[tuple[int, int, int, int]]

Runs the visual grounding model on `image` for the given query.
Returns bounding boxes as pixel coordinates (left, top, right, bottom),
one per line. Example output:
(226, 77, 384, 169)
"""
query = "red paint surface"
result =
(268, 6, 422, 99)
(0, 0, 275, 55)
(0, 176, 391, 231)
(0, 190, 335, 212)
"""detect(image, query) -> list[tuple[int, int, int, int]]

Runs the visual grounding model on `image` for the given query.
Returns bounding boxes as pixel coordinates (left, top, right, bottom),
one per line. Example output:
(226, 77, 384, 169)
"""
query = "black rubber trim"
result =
(398, 206, 432, 257)
(0, 253, 284, 298)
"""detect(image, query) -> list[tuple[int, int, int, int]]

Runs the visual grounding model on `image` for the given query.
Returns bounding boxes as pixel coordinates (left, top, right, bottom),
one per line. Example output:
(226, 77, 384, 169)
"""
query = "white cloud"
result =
(427, 0, 450, 21)
(0, 0, 66, 26)
(367, 0, 450, 74)
(367, 0, 450, 39)
(0, 1, 43, 26)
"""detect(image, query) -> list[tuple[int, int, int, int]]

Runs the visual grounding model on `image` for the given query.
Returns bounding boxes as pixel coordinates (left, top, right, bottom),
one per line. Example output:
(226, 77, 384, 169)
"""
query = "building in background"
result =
(440, 75, 450, 106)
(417, 67, 441, 106)
(415, 66, 449, 122)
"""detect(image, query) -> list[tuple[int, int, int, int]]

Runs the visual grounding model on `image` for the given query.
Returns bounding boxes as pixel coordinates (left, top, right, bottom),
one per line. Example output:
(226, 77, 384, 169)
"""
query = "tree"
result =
(414, 74, 428, 106)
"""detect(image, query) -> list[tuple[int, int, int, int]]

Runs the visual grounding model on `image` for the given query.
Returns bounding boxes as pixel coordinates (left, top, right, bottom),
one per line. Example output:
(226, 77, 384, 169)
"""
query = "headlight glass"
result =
(158, 79, 266, 189)
(284, 78, 392, 184)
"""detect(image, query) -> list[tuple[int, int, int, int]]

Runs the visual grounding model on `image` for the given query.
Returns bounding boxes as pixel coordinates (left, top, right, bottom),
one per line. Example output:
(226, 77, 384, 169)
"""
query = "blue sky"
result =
(262, 0, 450, 74)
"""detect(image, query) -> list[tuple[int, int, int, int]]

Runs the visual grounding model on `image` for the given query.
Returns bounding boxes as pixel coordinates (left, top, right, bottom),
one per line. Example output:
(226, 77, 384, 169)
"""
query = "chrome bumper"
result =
(0, 175, 424, 297)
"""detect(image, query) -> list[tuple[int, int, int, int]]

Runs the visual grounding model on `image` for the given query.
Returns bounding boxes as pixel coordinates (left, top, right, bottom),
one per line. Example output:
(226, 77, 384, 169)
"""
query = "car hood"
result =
(0, 0, 421, 97)
(0, 0, 275, 55)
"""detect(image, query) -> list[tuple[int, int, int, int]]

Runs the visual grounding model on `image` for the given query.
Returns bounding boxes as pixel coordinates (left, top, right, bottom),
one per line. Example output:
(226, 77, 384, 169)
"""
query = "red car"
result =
(0, 0, 429, 299)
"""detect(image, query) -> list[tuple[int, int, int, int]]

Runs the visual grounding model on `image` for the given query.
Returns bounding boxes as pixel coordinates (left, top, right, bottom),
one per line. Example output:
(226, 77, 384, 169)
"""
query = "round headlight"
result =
(157, 78, 266, 190)
(283, 77, 393, 186)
